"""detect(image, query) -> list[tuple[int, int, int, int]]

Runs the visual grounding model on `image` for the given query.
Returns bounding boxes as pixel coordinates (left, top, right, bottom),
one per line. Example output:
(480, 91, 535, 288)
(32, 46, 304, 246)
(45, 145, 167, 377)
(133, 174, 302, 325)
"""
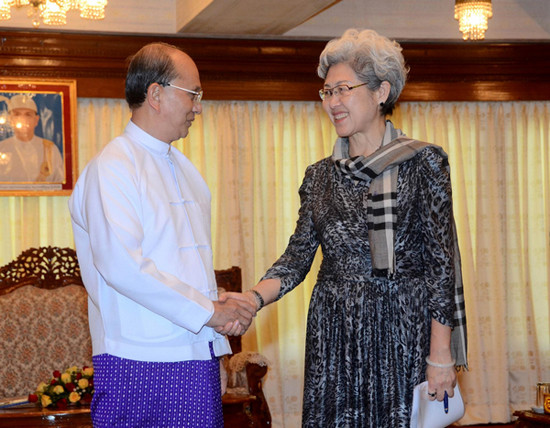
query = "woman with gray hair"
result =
(241, 28, 467, 426)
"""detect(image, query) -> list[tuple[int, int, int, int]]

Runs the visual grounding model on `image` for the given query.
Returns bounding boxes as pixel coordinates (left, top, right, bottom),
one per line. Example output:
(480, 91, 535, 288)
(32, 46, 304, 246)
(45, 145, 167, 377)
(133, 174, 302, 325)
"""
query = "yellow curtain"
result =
(0, 99, 548, 427)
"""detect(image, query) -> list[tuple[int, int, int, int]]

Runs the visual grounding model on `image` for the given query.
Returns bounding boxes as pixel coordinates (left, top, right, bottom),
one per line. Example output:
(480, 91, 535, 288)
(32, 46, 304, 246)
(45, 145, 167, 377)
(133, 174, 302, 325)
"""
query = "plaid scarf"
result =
(331, 121, 468, 369)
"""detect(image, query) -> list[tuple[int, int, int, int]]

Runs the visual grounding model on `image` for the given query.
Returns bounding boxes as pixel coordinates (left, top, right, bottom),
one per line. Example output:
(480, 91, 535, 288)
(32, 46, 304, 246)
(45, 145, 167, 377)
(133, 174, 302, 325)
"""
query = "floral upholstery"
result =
(0, 284, 92, 399)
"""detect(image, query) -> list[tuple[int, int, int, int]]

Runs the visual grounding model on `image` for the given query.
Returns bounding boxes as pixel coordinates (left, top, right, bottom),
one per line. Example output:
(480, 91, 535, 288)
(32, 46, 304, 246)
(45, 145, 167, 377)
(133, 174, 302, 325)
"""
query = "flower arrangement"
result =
(28, 366, 94, 410)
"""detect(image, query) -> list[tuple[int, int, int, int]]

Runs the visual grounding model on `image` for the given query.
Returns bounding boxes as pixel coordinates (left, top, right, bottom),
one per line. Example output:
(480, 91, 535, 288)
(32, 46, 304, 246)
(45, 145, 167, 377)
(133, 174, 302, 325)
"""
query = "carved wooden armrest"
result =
(226, 351, 269, 390)
(222, 351, 271, 427)
(244, 362, 270, 425)
(245, 362, 268, 396)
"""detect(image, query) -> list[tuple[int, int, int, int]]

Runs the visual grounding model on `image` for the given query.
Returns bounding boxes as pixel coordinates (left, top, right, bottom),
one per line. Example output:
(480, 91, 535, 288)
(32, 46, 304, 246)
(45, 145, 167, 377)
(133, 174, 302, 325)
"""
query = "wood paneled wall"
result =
(1, 30, 549, 101)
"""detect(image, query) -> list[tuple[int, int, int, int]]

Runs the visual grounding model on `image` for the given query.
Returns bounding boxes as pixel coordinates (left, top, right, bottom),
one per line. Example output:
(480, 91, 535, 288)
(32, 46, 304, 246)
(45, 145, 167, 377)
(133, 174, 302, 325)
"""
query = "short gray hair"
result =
(318, 29, 408, 115)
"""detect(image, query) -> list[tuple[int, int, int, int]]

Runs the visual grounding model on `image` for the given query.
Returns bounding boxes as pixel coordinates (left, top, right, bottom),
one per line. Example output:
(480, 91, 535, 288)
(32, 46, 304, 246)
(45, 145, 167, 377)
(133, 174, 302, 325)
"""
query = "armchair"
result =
(0, 246, 91, 400)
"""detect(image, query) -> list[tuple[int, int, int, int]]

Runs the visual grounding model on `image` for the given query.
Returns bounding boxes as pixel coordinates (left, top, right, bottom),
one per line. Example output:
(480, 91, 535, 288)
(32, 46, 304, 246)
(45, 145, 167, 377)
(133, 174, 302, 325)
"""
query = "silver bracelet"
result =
(248, 289, 265, 311)
(425, 357, 455, 368)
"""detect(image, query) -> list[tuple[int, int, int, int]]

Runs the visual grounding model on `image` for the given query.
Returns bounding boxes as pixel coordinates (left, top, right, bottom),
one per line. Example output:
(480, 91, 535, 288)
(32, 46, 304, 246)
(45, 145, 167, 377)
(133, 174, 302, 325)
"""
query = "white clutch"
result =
(410, 381, 465, 428)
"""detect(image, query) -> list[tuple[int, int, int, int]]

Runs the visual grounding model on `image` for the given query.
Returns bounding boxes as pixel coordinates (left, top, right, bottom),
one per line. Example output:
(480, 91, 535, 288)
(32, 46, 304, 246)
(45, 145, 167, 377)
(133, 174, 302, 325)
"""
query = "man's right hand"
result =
(206, 296, 256, 336)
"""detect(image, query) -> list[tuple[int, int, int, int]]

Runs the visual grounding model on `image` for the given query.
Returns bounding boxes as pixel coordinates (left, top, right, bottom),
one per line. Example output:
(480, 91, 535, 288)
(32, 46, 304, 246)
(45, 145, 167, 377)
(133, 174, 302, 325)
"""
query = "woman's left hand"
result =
(427, 319, 457, 401)
(426, 364, 456, 401)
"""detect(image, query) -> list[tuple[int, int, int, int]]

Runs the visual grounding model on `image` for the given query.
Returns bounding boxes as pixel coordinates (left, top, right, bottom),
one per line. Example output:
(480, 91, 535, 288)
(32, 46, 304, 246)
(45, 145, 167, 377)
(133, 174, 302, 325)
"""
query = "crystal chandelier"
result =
(454, 0, 492, 41)
(0, 0, 107, 28)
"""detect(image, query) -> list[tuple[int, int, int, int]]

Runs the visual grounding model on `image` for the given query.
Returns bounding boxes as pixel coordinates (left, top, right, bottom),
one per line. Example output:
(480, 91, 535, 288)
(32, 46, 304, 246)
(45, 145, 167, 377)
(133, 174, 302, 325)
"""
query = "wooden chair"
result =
(215, 267, 272, 427)
(0, 247, 271, 427)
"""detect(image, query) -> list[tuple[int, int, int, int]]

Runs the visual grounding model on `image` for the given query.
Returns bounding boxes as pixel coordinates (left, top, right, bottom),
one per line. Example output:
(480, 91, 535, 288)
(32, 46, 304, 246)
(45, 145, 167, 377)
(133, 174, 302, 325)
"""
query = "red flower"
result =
(56, 398, 68, 410)
(33, 366, 95, 409)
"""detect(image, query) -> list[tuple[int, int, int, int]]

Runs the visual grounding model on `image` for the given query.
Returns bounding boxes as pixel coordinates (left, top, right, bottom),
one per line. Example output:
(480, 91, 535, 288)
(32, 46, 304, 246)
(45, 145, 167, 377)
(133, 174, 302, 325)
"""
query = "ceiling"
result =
(0, 0, 549, 42)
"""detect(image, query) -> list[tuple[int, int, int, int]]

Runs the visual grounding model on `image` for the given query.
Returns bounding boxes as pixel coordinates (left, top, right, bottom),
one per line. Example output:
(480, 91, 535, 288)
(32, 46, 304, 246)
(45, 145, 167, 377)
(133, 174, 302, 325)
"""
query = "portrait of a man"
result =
(0, 93, 64, 183)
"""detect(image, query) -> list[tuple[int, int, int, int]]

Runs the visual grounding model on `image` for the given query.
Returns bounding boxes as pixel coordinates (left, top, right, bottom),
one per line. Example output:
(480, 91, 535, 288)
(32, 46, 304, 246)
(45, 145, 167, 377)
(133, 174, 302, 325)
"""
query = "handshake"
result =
(206, 290, 260, 336)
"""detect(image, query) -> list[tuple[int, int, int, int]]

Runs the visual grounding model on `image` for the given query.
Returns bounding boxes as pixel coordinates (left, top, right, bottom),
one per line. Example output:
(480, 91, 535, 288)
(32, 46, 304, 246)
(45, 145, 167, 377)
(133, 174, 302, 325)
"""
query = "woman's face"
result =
(322, 62, 383, 140)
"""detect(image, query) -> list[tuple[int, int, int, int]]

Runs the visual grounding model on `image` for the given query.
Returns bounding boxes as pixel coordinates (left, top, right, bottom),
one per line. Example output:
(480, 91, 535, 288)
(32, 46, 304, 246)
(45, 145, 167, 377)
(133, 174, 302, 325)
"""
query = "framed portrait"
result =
(0, 78, 77, 196)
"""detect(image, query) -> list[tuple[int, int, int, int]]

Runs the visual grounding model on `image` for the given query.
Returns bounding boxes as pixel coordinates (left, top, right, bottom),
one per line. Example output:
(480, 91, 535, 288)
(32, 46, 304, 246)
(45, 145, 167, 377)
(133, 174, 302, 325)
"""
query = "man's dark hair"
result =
(125, 42, 181, 110)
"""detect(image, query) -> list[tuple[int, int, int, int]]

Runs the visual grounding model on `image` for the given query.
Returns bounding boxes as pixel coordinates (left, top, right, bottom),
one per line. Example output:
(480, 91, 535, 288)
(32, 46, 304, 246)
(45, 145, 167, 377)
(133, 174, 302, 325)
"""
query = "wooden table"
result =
(513, 410, 550, 427)
(0, 403, 92, 427)
(0, 401, 265, 427)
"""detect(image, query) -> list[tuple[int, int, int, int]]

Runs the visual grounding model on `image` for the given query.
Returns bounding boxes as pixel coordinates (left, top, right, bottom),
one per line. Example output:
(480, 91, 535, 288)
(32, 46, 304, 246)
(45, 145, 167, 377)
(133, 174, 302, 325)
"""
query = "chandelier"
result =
(454, 0, 492, 41)
(0, 0, 107, 28)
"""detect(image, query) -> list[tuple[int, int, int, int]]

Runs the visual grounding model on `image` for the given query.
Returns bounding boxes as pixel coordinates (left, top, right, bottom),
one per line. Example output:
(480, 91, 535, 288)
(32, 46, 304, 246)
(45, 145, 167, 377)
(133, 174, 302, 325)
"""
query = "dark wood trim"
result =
(1, 30, 549, 101)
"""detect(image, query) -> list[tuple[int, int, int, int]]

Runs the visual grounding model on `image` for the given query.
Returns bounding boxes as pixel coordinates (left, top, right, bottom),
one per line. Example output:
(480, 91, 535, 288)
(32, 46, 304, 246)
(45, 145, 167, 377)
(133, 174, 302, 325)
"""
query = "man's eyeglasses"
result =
(319, 82, 368, 101)
(165, 83, 203, 103)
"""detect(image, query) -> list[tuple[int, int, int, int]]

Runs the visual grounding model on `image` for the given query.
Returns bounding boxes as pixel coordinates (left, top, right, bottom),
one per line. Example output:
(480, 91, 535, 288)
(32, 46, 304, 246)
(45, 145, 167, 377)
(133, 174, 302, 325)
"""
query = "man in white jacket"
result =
(69, 42, 255, 428)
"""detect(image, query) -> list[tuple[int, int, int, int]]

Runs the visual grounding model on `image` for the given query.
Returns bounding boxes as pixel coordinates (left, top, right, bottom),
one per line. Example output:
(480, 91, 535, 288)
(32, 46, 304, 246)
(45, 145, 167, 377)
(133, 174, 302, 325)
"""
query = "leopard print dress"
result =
(262, 147, 457, 427)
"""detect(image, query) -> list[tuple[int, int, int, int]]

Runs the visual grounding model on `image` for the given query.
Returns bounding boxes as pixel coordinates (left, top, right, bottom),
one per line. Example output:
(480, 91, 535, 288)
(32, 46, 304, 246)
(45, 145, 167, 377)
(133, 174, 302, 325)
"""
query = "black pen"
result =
(444, 390, 449, 414)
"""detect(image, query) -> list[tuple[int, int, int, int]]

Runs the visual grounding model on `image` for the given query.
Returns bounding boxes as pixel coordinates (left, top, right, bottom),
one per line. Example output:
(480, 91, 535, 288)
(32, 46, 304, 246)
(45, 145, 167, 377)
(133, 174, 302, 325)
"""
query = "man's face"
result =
(10, 108, 39, 142)
(160, 51, 203, 142)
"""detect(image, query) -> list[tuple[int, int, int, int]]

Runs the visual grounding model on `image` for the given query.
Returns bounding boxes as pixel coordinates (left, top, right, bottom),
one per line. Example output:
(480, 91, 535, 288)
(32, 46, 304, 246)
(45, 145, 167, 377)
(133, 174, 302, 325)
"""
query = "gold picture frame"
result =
(0, 78, 77, 196)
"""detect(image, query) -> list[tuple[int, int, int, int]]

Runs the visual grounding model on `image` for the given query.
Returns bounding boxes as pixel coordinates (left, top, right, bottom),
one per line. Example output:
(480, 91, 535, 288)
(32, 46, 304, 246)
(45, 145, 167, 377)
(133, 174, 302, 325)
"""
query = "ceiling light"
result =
(454, 0, 492, 41)
(0, 0, 107, 28)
